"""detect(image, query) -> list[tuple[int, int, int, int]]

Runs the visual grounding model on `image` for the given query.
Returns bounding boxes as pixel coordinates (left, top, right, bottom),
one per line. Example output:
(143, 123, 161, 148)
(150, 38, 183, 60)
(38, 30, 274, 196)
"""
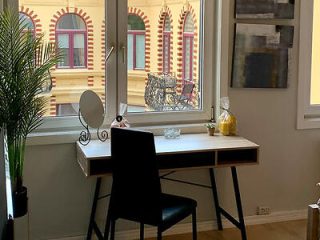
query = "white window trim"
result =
(297, 0, 320, 129)
(115, 0, 216, 126)
(8, 0, 220, 138)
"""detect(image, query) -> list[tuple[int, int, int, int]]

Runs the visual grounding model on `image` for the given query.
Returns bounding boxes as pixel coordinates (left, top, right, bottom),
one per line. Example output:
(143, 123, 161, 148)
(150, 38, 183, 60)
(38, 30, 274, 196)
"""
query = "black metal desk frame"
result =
(77, 134, 258, 240)
(86, 166, 247, 240)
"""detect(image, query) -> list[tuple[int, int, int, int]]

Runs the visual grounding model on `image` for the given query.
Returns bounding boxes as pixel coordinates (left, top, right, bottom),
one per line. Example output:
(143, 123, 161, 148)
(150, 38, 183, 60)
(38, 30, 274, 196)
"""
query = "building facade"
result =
(19, 0, 200, 116)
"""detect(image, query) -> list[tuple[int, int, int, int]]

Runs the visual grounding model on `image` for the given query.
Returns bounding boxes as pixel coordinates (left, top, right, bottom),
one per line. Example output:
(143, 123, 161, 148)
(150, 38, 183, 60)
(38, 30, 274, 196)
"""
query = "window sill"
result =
(26, 123, 208, 146)
(297, 116, 320, 129)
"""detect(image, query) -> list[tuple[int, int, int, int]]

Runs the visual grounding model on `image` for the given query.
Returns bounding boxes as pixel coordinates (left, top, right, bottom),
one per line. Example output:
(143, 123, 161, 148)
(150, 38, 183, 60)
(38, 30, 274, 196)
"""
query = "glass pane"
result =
(58, 34, 69, 48)
(19, 13, 34, 30)
(56, 103, 79, 116)
(57, 14, 86, 30)
(184, 13, 194, 33)
(57, 34, 70, 67)
(73, 34, 85, 67)
(127, 0, 202, 113)
(128, 15, 145, 30)
(135, 35, 145, 69)
(58, 49, 70, 67)
(127, 34, 134, 70)
(184, 37, 191, 81)
(74, 34, 84, 48)
(19, 0, 105, 117)
(73, 49, 85, 67)
(164, 15, 171, 32)
(163, 34, 170, 73)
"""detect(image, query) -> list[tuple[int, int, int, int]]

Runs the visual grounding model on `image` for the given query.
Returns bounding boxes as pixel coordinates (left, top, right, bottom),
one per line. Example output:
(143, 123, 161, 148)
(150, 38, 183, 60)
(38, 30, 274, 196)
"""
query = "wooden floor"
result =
(146, 220, 307, 240)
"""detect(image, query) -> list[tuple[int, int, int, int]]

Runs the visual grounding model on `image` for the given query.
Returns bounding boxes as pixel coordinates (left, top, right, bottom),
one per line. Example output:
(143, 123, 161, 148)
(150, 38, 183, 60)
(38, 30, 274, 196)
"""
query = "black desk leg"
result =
(209, 168, 223, 230)
(104, 204, 111, 240)
(231, 167, 247, 240)
(87, 177, 102, 240)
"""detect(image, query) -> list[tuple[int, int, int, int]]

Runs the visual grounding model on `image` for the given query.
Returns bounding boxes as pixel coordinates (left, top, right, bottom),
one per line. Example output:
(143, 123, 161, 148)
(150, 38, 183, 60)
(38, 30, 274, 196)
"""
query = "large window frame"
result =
(112, 0, 216, 126)
(9, 0, 218, 133)
(297, 0, 320, 129)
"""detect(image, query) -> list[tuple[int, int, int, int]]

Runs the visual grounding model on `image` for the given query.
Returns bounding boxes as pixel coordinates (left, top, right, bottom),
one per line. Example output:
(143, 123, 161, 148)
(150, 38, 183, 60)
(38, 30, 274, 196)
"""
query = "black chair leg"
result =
(140, 223, 144, 240)
(157, 228, 162, 240)
(192, 209, 197, 240)
(110, 220, 116, 240)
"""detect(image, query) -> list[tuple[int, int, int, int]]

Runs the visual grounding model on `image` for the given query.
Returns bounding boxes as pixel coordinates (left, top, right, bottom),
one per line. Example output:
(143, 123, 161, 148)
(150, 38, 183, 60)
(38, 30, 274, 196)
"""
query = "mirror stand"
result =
(97, 127, 109, 142)
(78, 109, 91, 146)
(78, 109, 109, 146)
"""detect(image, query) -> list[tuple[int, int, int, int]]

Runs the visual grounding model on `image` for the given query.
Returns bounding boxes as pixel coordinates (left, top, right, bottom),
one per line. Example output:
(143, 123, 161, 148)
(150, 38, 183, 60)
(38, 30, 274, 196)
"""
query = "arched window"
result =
(163, 14, 171, 74)
(19, 13, 34, 34)
(56, 14, 87, 69)
(183, 13, 194, 82)
(128, 14, 145, 70)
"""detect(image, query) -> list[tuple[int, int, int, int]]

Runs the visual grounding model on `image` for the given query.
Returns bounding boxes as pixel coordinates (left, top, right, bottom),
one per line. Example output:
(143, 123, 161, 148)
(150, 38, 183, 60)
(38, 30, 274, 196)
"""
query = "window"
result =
(56, 14, 87, 69)
(297, 0, 320, 129)
(163, 14, 171, 74)
(19, 12, 34, 34)
(127, 14, 145, 70)
(183, 13, 194, 83)
(13, 0, 216, 132)
(56, 103, 79, 116)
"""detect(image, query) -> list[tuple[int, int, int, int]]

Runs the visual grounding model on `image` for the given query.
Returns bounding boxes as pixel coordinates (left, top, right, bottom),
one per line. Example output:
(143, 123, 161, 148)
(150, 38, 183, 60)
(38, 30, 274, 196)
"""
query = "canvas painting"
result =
(231, 23, 294, 88)
(236, 0, 295, 19)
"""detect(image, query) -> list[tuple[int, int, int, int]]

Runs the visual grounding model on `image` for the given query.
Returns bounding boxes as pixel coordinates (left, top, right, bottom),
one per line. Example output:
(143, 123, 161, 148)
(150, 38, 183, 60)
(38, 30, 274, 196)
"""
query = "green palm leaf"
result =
(0, 9, 62, 191)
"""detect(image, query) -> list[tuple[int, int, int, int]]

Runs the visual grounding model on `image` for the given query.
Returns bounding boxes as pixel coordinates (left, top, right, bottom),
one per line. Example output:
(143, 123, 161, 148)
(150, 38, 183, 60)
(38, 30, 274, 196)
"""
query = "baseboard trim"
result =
(52, 209, 307, 240)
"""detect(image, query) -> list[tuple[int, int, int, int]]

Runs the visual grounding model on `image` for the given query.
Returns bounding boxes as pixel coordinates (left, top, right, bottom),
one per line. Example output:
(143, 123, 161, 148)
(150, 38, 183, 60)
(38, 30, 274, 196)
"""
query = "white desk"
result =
(76, 133, 259, 240)
(77, 133, 259, 177)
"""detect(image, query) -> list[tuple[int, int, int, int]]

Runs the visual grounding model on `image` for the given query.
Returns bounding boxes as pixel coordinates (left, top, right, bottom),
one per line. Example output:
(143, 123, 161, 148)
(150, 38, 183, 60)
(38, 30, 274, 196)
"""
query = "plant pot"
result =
(12, 186, 28, 218)
(207, 128, 215, 136)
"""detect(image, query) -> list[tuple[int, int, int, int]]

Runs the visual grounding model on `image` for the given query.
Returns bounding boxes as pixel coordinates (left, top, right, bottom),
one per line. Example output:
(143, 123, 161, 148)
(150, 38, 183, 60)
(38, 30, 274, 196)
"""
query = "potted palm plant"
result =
(0, 9, 61, 217)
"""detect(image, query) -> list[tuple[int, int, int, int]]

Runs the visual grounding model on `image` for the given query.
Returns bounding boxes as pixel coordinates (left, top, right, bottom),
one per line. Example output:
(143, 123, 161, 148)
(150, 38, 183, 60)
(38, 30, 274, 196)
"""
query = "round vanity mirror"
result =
(79, 90, 104, 128)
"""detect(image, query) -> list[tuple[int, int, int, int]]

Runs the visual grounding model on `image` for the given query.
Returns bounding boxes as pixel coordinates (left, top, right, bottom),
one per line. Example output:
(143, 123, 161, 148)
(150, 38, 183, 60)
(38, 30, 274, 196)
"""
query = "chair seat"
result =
(160, 193, 197, 231)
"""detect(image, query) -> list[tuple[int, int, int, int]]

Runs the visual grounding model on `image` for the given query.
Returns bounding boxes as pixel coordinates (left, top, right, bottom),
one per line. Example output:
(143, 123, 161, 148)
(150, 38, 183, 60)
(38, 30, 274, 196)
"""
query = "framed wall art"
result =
(235, 0, 295, 19)
(231, 23, 294, 88)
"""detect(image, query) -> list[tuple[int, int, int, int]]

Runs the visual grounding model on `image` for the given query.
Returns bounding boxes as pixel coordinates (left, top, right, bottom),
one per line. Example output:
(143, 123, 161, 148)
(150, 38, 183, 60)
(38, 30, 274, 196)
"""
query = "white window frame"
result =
(297, 0, 320, 129)
(8, 0, 219, 133)
(115, 0, 216, 125)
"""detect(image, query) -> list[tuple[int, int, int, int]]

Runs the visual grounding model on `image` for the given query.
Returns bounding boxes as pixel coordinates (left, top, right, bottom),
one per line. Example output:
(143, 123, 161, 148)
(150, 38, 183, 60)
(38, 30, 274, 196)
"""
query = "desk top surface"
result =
(77, 133, 259, 160)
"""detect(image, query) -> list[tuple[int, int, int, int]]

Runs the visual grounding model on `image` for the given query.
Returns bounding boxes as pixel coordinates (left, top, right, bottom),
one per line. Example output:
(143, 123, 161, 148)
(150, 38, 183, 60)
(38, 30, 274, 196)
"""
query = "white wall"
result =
(224, 0, 320, 215)
(21, 0, 320, 239)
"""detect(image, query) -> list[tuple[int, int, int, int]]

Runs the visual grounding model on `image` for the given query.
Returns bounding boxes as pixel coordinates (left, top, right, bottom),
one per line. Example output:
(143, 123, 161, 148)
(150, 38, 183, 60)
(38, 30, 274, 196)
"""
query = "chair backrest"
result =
(180, 81, 195, 101)
(110, 127, 162, 224)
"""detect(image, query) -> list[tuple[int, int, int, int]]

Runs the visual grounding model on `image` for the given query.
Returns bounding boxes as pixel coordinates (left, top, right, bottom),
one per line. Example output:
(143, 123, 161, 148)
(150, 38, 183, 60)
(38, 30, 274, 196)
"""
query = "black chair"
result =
(105, 127, 197, 240)
(175, 80, 195, 109)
